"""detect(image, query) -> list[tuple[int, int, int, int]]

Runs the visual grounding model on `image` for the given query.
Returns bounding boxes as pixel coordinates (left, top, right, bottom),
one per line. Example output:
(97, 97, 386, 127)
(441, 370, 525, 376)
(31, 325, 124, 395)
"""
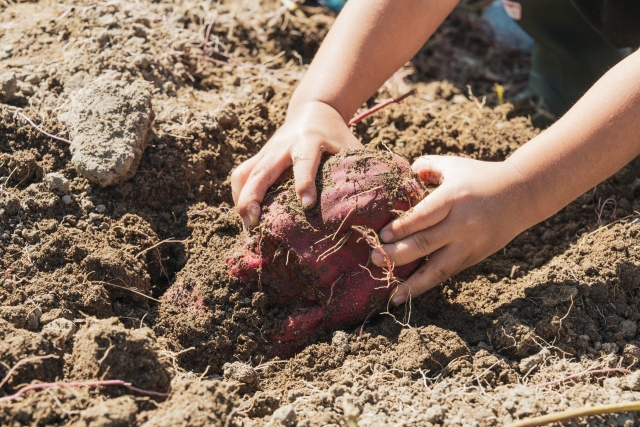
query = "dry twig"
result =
(348, 89, 417, 126)
(509, 401, 640, 427)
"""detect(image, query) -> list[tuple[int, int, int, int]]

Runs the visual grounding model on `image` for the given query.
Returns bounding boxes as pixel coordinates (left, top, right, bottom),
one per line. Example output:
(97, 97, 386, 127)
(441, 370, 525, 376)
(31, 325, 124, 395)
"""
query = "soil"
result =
(1, 0, 639, 426)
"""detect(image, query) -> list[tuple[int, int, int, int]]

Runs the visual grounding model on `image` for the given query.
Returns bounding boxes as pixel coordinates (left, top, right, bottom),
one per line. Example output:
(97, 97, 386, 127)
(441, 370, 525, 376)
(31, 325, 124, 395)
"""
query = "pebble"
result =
(95, 204, 106, 213)
(269, 405, 297, 427)
(44, 172, 70, 193)
(62, 195, 73, 205)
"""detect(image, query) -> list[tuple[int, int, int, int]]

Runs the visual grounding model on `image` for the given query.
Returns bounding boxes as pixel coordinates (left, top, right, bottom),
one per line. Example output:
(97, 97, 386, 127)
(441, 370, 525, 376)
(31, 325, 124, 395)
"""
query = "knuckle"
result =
(431, 265, 450, 284)
(412, 232, 432, 255)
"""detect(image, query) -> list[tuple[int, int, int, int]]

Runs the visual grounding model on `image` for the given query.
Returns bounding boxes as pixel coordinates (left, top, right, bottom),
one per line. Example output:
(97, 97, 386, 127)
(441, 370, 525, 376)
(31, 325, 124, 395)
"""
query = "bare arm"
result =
(376, 49, 640, 304)
(231, 0, 459, 228)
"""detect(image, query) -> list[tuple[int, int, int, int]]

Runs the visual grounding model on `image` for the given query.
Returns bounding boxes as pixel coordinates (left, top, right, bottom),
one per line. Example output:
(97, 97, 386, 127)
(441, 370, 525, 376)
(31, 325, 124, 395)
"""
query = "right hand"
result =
(231, 101, 362, 229)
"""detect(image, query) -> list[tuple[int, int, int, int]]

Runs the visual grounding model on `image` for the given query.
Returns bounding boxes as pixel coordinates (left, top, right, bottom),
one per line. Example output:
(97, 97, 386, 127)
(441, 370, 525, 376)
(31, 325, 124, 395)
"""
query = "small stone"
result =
(43, 172, 70, 193)
(424, 405, 444, 423)
(62, 195, 73, 205)
(41, 318, 77, 350)
(269, 405, 297, 427)
(624, 371, 640, 391)
(620, 320, 637, 339)
(331, 330, 350, 353)
(95, 204, 106, 213)
(81, 199, 95, 212)
(602, 342, 619, 354)
(222, 361, 258, 388)
(26, 306, 42, 330)
(0, 71, 17, 102)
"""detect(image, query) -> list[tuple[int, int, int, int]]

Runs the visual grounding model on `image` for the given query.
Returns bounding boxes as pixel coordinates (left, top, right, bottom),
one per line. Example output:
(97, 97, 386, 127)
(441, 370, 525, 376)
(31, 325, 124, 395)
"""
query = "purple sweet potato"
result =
(227, 149, 426, 354)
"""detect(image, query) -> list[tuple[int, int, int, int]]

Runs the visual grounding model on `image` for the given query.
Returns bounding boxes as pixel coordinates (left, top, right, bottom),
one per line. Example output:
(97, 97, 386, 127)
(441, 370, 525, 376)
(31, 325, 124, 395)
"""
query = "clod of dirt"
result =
(69, 318, 171, 393)
(0, 71, 16, 102)
(623, 343, 640, 366)
(541, 285, 578, 307)
(139, 379, 238, 427)
(268, 405, 297, 427)
(489, 313, 539, 357)
(75, 395, 137, 427)
(518, 348, 550, 374)
(223, 361, 259, 390)
(0, 333, 63, 394)
(394, 326, 470, 372)
(624, 371, 640, 391)
(41, 318, 77, 353)
(0, 304, 41, 330)
(618, 262, 640, 292)
(59, 80, 154, 187)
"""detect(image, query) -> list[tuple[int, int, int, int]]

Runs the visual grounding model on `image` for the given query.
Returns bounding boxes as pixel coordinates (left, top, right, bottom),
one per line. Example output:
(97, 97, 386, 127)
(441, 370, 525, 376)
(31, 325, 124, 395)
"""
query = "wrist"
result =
(500, 159, 548, 233)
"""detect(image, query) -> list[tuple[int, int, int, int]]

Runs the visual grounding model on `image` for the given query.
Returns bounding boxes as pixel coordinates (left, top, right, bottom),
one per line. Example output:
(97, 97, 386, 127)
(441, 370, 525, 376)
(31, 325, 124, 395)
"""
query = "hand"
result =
(231, 101, 362, 229)
(371, 155, 540, 305)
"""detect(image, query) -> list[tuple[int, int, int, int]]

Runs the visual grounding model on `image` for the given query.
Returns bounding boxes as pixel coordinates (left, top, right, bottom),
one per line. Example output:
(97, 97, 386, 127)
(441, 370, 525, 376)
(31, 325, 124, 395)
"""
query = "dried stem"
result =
(348, 89, 417, 127)
(17, 112, 72, 145)
(508, 401, 640, 427)
(0, 355, 58, 390)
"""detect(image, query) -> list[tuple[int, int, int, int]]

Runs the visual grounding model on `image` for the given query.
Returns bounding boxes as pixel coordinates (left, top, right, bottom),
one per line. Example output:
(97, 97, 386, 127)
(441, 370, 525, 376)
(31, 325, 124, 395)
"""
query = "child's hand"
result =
(371, 155, 539, 305)
(231, 101, 362, 229)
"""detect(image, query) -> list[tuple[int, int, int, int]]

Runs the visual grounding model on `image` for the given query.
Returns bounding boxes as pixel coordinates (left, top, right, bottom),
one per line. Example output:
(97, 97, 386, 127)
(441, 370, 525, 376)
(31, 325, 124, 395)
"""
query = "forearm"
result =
(508, 49, 640, 228)
(289, 0, 459, 121)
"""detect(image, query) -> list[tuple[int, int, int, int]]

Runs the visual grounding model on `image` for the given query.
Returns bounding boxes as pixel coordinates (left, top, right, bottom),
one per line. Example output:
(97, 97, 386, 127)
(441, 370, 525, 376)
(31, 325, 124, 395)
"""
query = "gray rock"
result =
(44, 172, 70, 193)
(222, 361, 258, 388)
(620, 320, 637, 339)
(95, 204, 107, 213)
(41, 318, 77, 350)
(62, 195, 73, 205)
(331, 330, 350, 353)
(424, 405, 444, 423)
(269, 405, 297, 427)
(59, 80, 154, 186)
(624, 371, 640, 391)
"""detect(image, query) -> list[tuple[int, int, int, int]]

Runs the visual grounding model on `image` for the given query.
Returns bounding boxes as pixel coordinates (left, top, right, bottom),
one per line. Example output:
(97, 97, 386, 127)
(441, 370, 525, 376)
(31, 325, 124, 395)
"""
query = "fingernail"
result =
(371, 250, 384, 266)
(301, 193, 315, 209)
(247, 203, 260, 228)
(392, 295, 407, 306)
(241, 216, 250, 231)
(380, 229, 393, 243)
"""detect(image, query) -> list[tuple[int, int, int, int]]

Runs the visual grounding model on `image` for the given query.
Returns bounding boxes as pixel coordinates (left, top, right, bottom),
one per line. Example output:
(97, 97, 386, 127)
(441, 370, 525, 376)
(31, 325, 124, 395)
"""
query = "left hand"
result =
(371, 155, 540, 305)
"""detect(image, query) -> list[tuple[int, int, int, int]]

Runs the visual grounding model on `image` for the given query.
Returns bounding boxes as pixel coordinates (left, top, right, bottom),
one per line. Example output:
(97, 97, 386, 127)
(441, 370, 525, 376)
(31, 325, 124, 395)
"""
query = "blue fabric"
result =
(317, 0, 347, 12)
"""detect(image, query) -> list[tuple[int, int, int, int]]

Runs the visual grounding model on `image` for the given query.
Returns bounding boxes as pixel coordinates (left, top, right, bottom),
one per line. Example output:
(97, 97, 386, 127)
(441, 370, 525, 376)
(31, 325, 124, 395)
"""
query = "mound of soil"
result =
(2, 0, 640, 426)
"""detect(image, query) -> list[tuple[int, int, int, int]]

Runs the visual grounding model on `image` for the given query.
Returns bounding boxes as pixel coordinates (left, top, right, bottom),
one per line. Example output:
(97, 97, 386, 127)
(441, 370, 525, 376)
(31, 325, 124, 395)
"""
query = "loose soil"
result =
(1, 0, 639, 426)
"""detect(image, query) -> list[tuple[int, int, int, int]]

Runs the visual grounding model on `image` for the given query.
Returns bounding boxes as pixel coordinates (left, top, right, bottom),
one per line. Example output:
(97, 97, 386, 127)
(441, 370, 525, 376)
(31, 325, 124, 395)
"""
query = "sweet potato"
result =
(227, 149, 426, 354)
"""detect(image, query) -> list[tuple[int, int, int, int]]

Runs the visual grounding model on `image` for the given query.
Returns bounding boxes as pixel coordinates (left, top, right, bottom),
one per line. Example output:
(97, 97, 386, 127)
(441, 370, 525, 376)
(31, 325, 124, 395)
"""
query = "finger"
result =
(372, 222, 449, 267)
(411, 155, 447, 185)
(291, 148, 322, 209)
(237, 155, 290, 228)
(379, 186, 451, 243)
(390, 246, 461, 305)
(231, 155, 261, 206)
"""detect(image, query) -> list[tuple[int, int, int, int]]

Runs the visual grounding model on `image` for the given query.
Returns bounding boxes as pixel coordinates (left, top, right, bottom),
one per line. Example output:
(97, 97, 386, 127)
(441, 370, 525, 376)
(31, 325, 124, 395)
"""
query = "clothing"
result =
(506, 0, 634, 117)
(570, 0, 640, 47)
